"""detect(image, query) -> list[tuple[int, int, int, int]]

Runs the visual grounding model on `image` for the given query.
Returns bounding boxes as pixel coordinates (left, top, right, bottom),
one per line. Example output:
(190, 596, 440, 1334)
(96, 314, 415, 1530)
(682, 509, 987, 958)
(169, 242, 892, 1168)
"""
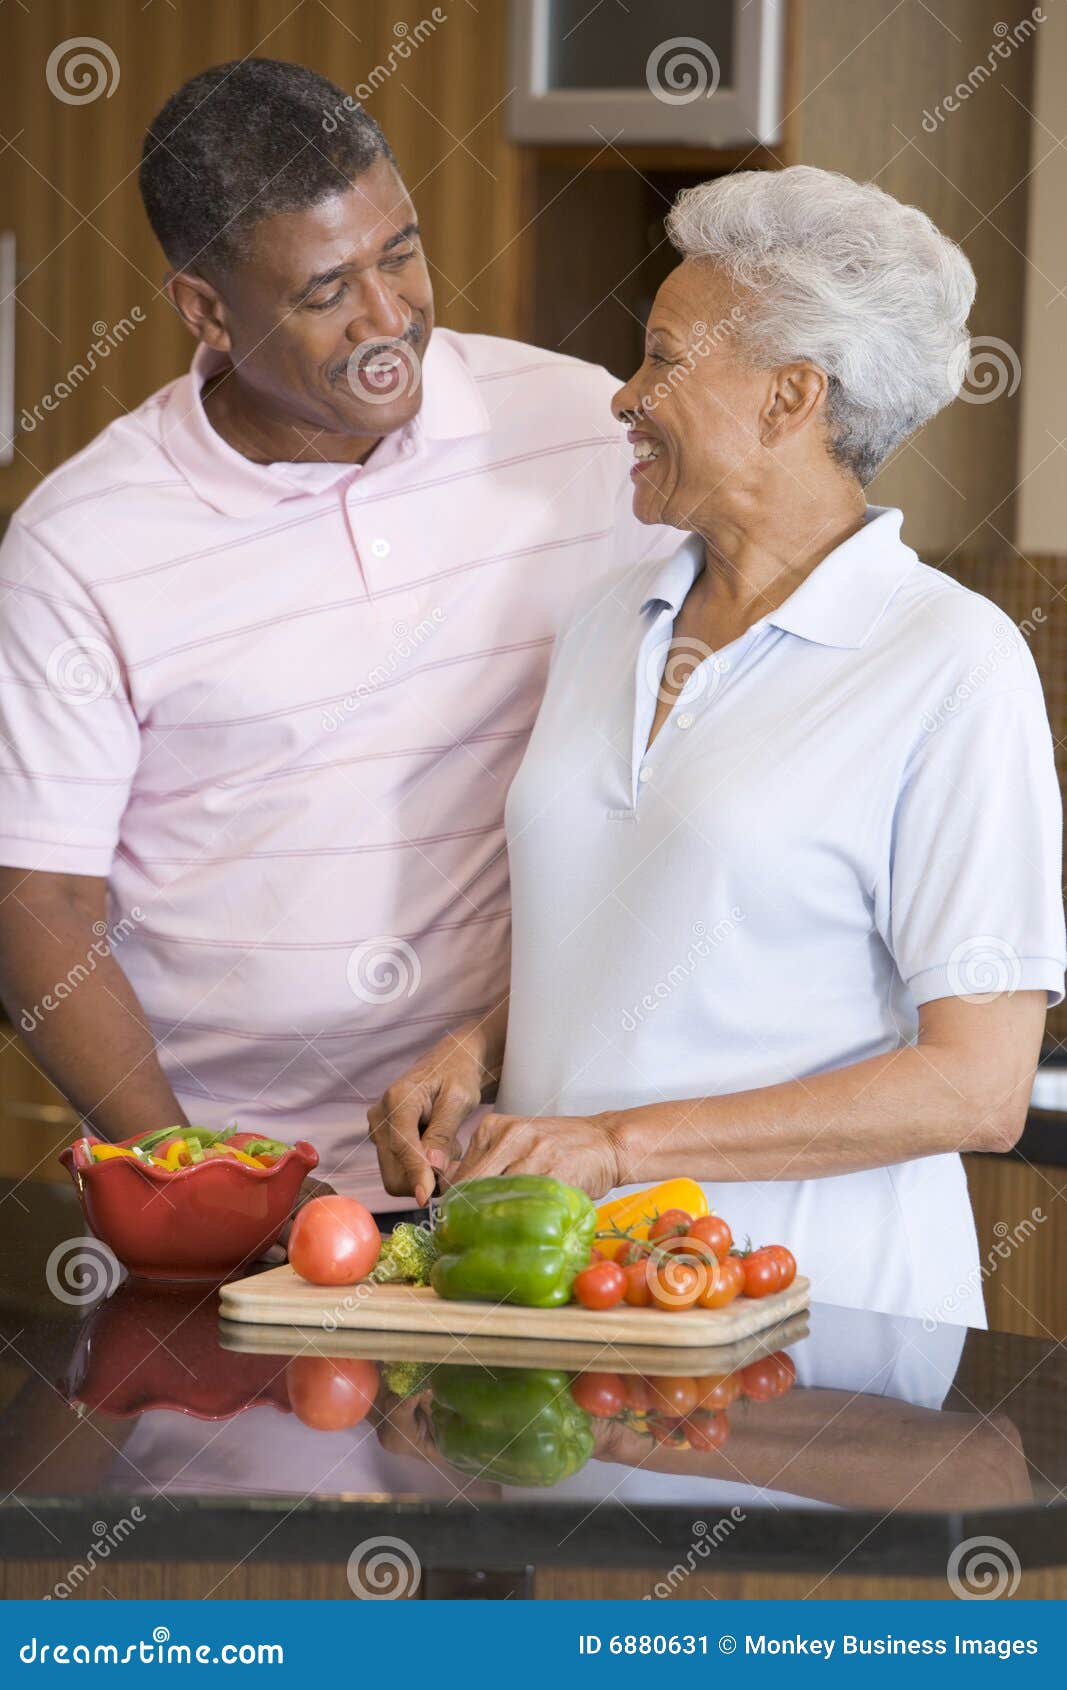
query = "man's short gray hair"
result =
(665, 166, 976, 484)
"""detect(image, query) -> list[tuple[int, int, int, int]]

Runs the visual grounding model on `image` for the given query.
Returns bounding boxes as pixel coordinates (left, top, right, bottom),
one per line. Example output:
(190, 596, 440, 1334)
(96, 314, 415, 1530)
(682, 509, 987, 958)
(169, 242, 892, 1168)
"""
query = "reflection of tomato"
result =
(685, 1409, 730, 1450)
(623, 1260, 653, 1306)
(624, 1375, 656, 1412)
(570, 1372, 625, 1417)
(698, 1254, 744, 1309)
(687, 1214, 733, 1260)
(649, 1414, 689, 1447)
(286, 1357, 379, 1429)
(288, 1196, 381, 1286)
(694, 1371, 741, 1411)
(647, 1375, 699, 1417)
(740, 1351, 797, 1402)
(574, 1260, 626, 1310)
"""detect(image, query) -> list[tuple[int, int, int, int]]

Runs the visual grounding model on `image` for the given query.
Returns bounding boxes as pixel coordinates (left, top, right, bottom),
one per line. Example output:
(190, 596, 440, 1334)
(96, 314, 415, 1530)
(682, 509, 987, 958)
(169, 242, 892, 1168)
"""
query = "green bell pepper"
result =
(430, 1175, 597, 1308)
(430, 1367, 594, 1487)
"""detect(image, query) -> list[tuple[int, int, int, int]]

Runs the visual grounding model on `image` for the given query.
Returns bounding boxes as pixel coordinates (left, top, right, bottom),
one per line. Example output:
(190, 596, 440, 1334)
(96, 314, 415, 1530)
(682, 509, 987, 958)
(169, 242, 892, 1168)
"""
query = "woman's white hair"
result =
(665, 165, 976, 484)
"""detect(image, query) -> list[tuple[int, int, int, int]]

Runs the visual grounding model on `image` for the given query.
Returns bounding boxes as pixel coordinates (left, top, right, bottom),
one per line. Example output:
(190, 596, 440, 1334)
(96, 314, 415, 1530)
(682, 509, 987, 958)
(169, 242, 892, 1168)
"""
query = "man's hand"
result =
(368, 1008, 507, 1206)
(446, 1111, 622, 1198)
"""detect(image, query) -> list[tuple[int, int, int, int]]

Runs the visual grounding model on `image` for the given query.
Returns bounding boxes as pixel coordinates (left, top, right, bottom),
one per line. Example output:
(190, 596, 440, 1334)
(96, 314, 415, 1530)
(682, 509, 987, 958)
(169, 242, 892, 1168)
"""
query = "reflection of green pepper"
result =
(431, 1176, 597, 1308)
(431, 1367, 593, 1487)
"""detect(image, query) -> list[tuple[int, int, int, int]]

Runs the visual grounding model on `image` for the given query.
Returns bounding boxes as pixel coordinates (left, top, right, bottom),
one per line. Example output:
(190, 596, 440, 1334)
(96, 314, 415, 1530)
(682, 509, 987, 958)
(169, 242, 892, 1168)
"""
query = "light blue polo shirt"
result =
(497, 508, 1066, 1324)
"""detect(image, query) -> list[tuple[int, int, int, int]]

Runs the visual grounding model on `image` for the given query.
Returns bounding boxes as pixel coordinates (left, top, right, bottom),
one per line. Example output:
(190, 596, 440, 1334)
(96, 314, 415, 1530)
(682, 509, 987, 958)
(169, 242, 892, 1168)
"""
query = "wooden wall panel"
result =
(0, 0, 524, 509)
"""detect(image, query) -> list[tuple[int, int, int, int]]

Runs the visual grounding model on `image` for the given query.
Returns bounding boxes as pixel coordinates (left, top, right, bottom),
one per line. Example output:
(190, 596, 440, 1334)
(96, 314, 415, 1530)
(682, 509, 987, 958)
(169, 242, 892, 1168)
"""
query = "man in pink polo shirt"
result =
(0, 60, 674, 1212)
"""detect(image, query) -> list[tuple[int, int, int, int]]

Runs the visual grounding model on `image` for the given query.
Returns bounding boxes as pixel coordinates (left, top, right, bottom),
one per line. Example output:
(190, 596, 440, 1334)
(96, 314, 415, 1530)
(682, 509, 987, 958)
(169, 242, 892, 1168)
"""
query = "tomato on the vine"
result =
(698, 1252, 744, 1309)
(694, 1371, 741, 1411)
(648, 1208, 694, 1243)
(684, 1409, 730, 1450)
(687, 1214, 733, 1260)
(647, 1375, 699, 1417)
(570, 1371, 626, 1416)
(648, 1259, 702, 1310)
(623, 1259, 653, 1306)
(739, 1247, 781, 1299)
(764, 1245, 797, 1290)
(740, 1351, 797, 1401)
(574, 1259, 626, 1310)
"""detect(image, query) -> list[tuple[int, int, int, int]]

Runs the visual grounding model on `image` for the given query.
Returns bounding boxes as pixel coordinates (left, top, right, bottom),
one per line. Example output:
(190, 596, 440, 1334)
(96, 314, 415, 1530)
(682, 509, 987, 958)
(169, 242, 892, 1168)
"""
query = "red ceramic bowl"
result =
(60, 1133, 318, 1282)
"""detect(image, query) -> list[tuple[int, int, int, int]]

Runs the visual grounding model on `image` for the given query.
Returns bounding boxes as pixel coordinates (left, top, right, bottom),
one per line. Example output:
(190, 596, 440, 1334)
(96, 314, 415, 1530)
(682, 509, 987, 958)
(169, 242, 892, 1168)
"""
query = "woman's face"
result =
(613, 259, 766, 532)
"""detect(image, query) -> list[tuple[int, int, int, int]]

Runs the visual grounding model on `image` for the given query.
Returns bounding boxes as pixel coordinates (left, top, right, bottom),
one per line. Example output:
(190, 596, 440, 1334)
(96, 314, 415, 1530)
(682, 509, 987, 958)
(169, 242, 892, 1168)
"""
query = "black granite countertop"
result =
(1, 1177, 1065, 1584)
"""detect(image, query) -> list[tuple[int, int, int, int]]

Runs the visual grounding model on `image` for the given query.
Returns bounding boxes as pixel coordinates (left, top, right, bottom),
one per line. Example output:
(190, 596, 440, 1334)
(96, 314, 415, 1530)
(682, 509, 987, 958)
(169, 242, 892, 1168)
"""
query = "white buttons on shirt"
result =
(677, 712, 693, 730)
(370, 538, 391, 558)
(638, 766, 653, 783)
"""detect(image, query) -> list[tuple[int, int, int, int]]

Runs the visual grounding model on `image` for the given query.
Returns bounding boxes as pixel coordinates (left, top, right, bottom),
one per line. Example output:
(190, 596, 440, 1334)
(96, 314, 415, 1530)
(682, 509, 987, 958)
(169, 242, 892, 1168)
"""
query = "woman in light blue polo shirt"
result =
(369, 167, 1065, 1325)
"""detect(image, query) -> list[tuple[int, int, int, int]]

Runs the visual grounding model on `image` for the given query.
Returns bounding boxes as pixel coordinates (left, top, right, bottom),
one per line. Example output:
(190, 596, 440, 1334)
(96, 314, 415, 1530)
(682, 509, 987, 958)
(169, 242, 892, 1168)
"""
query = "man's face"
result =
(211, 156, 434, 438)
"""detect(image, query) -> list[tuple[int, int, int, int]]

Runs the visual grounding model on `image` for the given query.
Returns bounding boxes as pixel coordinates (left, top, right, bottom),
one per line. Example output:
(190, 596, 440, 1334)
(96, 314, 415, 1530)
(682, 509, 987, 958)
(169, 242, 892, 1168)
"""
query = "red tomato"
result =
(287, 1196, 381, 1287)
(698, 1253, 744, 1309)
(618, 1240, 652, 1267)
(574, 1260, 626, 1310)
(740, 1352, 797, 1402)
(623, 1260, 653, 1306)
(648, 1413, 690, 1448)
(285, 1356, 379, 1430)
(687, 1214, 733, 1260)
(649, 1260, 702, 1311)
(647, 1375, 699, 1417)
(764, 1245, 797, 1290)
(587, 1246, 606, 1265)
(624, 1375, 656, 1412)
(694, 1372, 741, 1411)
(570, 1371, 626, 1417)
(684, 1410, 730, 1450)
(740, 1248, 781, 1299)
(648, 1208, 693, 1243)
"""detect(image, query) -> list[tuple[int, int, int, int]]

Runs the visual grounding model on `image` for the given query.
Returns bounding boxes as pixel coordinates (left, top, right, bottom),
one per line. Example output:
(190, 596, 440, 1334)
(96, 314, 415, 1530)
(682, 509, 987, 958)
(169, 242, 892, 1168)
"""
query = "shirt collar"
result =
(160, 331, 491, 519)
(638, 507, 917, 651)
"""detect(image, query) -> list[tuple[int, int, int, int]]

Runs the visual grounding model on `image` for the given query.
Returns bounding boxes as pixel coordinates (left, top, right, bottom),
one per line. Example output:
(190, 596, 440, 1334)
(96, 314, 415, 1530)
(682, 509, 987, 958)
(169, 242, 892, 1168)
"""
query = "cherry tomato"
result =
(285, 1356, 379, 1430)
(647, 1375, 699, 1417)
(624, 1375, 656, 1412)
(649, 1260, 702, 1310)
(623, 1259, 654, 1306)
(570, 1371, 626, 1416)
(687, 1214, 733, 1260)
(288, 1196, 381, 1287)
(739, 1352, 797, 1402)
(587, 1246, 606, 1265)
(684, 1409, 730, 1450)
(739, 1248, 781, 1299)
(698, 1253, 745, 1309)
(574, 1260, 626, 1310)
(694, 1371, 742, 1411)
(648, 1208, 693, 1243)
(618, 1240, 652, 1267)
(764, 1245, 797, 1291)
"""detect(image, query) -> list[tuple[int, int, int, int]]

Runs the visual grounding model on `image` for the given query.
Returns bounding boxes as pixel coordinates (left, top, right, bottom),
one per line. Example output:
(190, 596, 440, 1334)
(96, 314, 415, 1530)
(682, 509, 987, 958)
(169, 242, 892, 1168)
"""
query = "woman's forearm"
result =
(604, 998, 1042, 1187)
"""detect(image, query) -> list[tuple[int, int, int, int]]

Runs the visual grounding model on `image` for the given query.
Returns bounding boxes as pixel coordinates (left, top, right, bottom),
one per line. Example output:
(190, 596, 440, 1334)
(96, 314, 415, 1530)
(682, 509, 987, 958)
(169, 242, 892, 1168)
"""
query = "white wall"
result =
(1017, 0, 1067, 552)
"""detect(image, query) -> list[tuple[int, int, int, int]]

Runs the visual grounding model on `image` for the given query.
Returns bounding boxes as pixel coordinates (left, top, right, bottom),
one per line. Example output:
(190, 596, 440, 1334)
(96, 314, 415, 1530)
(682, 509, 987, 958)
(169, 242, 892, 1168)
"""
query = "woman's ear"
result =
(760, 362, 829, 449)
(164, 270, 232, 354)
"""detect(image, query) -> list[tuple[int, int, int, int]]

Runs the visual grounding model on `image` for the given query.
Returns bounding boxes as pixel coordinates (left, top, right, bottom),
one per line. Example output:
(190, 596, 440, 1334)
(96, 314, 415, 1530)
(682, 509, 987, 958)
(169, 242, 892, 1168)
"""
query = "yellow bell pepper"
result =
(227, 1148, 265, 1168)
(594, 1178, 709, 1259)
(161, 1139, 191, 1170)
(90, 1144, 139, 1162)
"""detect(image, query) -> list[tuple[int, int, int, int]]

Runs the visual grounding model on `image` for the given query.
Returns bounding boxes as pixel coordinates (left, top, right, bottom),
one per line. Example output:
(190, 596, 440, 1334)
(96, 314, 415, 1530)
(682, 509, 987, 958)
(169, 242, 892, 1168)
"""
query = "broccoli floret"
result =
(382, 1359, 434, 1400)
(374, 1221, 439, 1286)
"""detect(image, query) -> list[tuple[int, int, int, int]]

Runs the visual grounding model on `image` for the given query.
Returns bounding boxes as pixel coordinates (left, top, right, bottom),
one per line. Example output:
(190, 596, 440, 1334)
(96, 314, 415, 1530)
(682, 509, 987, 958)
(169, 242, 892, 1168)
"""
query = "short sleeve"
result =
(0, 520, 139, 875)
(888, 680, 1066, 1008)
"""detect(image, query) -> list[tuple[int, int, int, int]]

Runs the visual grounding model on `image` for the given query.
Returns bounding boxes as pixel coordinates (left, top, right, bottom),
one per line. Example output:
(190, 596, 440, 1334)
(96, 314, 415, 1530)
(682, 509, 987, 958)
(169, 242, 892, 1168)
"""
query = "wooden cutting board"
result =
(219, 1266, 810, 1349)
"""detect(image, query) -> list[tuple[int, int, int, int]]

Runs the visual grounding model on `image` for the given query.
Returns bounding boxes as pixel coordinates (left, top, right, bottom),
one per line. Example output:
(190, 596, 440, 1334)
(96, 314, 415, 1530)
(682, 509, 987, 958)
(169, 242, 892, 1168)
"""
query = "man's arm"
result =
(0, 867, 187, 1139)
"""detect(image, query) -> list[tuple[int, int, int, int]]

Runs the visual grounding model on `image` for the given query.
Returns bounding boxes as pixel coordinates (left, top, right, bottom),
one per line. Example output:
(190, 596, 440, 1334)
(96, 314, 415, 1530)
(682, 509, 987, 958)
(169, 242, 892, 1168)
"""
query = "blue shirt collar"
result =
(638, 507, 918, 651)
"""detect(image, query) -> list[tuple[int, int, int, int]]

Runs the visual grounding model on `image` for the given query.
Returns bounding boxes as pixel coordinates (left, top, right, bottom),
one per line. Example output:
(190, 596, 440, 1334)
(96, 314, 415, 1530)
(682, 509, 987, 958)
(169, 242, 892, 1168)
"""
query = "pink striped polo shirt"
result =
(0, 330, 676, 1203)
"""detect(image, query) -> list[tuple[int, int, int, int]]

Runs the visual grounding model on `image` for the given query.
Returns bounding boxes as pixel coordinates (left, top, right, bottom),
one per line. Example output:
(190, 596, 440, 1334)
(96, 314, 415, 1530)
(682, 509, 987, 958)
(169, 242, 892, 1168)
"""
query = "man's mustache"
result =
(330, 320, 426, 386)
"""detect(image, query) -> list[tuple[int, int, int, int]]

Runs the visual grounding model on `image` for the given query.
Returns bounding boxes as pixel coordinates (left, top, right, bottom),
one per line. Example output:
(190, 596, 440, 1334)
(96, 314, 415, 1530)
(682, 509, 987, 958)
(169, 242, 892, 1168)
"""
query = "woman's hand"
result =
(446, 1111, 622, 1199)
(368, 1005, 508, 1206)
